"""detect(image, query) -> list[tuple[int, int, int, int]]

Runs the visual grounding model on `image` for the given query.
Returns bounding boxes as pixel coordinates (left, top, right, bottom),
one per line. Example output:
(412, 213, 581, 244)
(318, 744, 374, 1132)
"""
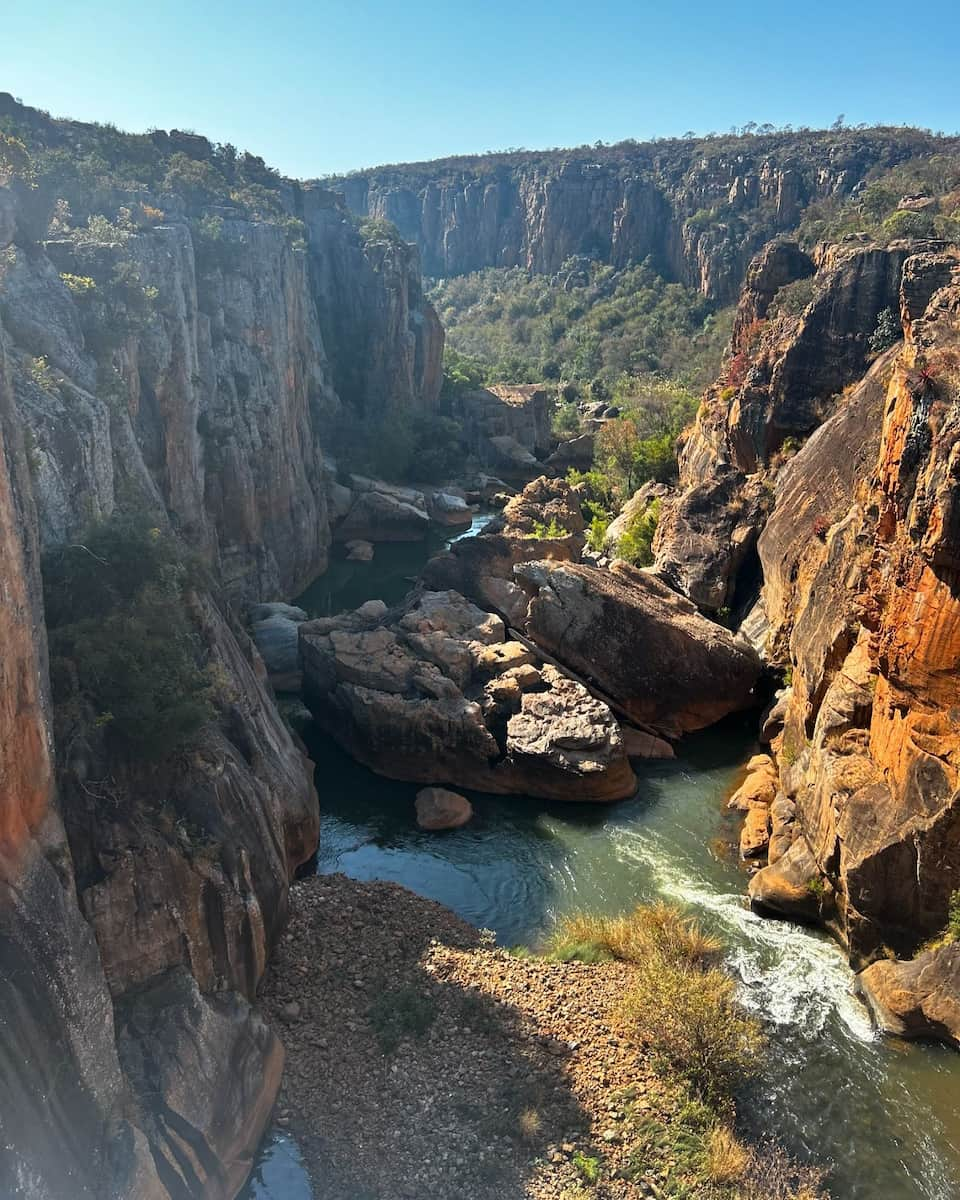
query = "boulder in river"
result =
(346, 539, 375, 561)
(415, 787, 474, 830)
(513, 558, 762, 737)
(335, 476, 431, 543)
(299, 589, 636, 802)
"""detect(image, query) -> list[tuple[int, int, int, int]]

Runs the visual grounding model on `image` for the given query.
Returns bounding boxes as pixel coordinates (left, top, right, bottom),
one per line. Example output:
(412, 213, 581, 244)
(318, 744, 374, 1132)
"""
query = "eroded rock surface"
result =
(513, 559, 761, 736)
(300, 590, 636, 801)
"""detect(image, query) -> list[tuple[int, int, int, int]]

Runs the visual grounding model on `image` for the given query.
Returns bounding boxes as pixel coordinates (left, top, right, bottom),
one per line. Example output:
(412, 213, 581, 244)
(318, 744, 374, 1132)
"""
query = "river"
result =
(244, 519, 960, 1200)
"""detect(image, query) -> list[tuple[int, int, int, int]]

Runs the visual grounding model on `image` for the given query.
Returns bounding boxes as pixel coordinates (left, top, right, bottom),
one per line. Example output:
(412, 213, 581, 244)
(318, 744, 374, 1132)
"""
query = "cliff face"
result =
(654, 238, 913, 612)
(0, 314, 166, 1198)
(754, 251, 960, 963)
(326, 130, 953, 299)
(0, 102, 443, 1194)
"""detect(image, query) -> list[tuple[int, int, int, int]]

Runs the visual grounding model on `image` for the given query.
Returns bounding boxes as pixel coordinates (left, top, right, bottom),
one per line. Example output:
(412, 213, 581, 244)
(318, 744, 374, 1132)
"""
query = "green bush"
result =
(553, 400, 581, 437)
(367, 984, 437, 1053)
(586, 515, 609, 552)
(770, 276, 816, 317)
(869, 307, 901, 353)
(439, 346, 490, 400)
(524, 517, 570, 540)
(616, 499, 661, 566)
(43, 514, 212, 759)
(620, 951, 764, 1102)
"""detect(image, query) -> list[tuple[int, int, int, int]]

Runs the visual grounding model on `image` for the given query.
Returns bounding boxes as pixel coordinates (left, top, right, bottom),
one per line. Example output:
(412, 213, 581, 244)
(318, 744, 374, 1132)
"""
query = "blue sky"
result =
(3, 0, 958, 178)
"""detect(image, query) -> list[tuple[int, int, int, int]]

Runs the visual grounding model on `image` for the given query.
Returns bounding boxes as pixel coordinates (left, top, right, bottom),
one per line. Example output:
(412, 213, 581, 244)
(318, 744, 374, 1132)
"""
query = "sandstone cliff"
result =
(324, 128, 955, 300)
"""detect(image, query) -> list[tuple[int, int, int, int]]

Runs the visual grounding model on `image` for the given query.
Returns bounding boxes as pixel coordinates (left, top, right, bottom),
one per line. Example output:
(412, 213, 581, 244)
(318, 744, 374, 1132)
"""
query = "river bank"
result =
(258, 874, 816, 1200)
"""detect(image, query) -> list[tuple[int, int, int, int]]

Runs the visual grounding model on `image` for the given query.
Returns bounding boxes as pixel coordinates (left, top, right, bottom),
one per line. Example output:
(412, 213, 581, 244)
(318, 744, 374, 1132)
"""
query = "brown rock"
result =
(513, 559, 761, 736)
(415, 787, 474, 830)
(748, 836, 829, 922)
(740, 806, 771, 860)
(858, 945, 960, 1048)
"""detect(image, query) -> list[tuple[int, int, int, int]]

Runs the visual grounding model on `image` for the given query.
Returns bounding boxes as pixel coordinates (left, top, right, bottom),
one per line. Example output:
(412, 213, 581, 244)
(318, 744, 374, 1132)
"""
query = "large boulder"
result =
(299, 590, 636, 802)
(335, 480, 431, 543)
(249, 602, 308, 690)
(512, 559, 761, 736)
(858, 944, 960, 1048)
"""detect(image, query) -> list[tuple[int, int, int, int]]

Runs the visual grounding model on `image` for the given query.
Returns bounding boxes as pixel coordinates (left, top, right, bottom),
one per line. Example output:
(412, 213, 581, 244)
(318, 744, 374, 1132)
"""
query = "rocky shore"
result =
(259, 875, 816, 1200)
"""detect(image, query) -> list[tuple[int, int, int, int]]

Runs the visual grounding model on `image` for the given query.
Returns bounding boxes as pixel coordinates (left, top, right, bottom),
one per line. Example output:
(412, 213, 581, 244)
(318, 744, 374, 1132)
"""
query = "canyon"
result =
(1, 90, 959, 1200)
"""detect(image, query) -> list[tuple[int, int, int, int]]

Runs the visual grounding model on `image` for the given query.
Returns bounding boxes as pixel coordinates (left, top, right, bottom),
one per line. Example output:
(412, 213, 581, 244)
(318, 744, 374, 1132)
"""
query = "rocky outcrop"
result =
(858, 945, 960, 1047)
(752, 250, 960, 967)
(324, 129, 955, 300)
(450, 383, 553, 476)
(513, 560, 761, 736)
(300, 590, 636, 801)
(421, 476, 584, 619)
(654, 240, 913, 613)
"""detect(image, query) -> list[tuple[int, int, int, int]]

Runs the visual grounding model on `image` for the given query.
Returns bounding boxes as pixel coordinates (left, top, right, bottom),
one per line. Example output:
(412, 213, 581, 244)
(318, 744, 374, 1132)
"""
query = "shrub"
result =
(0, 132, 33, 185)
(439, 346, 489, 400)
(553, 400, 581, 437)
(26, 356, 59, 394)
(869, 306, 901, 353)
(367, 984, 437, 1053)
(586, 515, 609, 552)
(356, 215, 404, 246)
(619, 952, 764, 1101)
(524, 517, 570, 540)
(770, 276, 816, 318)
(572, 1152, 601, 1184)
(59, 272, 97, 297)
(546, 901, 721, 968)
(43, 514, 212, 759)
(616, 499, 661, 567)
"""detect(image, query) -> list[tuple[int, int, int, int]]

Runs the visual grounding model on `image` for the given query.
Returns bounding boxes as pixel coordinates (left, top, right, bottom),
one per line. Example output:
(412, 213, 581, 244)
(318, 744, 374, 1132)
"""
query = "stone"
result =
(429, 490, 474, 526)
(748, 836, 828, 922)
(336, 487, 430, 543)
(740, 806, 771, 860)
(415, 787, 474, 830)
(726, 760, 777, 811)
(513, 559, 761, 736)
(858, 945, 960, 1048)
(346, 539, 375, 561)
(300, 590, 636, 802)
(621, 728, 675, 760)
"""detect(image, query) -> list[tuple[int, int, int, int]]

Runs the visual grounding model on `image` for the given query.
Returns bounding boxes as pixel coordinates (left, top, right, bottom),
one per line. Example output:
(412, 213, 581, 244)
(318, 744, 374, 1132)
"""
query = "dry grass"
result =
(518, 1107, 543, 1141)
(705, 1125, 751, 1184)
(546, 901, 722, 968)
(619, 951, 765, 1101)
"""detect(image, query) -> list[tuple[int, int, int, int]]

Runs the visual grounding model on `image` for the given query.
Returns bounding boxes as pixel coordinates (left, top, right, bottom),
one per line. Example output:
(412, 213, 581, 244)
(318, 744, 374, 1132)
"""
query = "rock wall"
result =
(324, 130, 955, 299)
(0, 125, 445, 1190)
(751, 251, 960, 965)
(654, 238, 914, 612)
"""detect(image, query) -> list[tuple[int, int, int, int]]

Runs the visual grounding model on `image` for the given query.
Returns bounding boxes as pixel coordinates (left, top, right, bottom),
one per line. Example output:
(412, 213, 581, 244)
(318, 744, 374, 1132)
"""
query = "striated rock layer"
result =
(0, 104, 450, 1191)
(323, 129, 957, 300)
(750, 250, 960, 968)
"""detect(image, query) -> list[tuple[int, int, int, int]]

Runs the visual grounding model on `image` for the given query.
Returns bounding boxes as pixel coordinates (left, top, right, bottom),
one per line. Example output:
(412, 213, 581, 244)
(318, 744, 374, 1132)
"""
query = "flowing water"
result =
(245, 522, 960, 1200)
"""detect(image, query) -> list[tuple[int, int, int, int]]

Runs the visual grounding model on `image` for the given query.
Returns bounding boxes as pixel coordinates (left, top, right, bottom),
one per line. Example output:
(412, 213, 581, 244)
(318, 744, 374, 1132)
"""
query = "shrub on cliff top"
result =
(616, 499, 661, 567)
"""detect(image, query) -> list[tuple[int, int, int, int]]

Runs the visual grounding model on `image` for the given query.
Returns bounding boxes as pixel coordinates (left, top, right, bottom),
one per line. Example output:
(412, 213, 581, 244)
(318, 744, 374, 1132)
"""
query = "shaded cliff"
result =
(0, 96, 447, 1198)
(324, 128, 956, 300)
